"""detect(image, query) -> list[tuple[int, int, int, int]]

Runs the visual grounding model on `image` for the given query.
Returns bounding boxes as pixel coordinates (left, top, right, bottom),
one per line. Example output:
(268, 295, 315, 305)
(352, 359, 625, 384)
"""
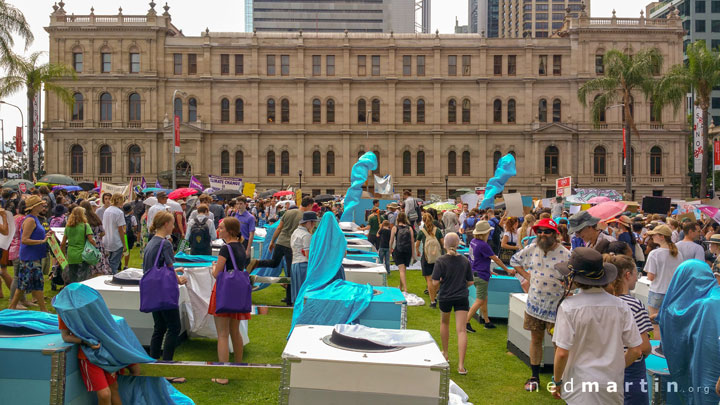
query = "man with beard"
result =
(510, 218, 570, 392)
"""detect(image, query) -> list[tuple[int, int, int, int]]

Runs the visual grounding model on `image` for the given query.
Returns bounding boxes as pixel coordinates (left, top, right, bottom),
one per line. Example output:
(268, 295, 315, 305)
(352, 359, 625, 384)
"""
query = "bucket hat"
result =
(568, 211, 600, 234)
(473, 220, 492, 235)
(555, 247, 618, 286)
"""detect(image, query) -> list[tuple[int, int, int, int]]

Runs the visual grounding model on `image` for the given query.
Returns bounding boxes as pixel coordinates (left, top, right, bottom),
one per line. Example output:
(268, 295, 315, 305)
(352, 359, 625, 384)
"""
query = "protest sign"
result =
(47, 236, 68, 270)
(504, 193, 524, 217)
(208, 175, 242, 191)
(243, 182, 256, 197)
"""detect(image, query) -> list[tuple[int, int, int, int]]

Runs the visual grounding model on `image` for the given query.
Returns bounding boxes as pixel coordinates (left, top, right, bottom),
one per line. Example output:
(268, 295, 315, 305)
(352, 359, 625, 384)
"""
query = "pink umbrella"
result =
(586, 201, 627, 222)
(587, 196, 611, 204)
(697, 205, 720, 223)
(274, 190, 295, 197)
(168, 187, 199, 200)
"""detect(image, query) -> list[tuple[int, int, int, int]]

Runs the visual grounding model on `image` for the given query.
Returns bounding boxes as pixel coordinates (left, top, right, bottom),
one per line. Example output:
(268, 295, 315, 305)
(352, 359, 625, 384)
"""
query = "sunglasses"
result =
(536, 228, 555, 235)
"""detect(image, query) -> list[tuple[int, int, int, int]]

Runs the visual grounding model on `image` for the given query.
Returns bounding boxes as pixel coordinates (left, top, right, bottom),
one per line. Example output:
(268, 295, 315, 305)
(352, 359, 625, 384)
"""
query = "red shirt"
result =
(58, 317, 87, 360)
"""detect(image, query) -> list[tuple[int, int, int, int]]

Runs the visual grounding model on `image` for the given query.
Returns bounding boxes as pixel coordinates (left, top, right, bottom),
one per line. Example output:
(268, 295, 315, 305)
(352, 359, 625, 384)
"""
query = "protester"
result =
(186, 204, 216, 255)
(518, 214, 535, 245)
(467, 221, 513, 332)
(499, 216, 520, 264)
(290, 211, 319, 305)
(416, 212, 444, 308)
(403, 190, 419, 228)
(667, 218, 680, 243)
(0, 206, 11, 298)
(386, 202, 399, 225)
(377, 220, 392, 273)
(189, 194, 215, 226)
(102, 194, 127, 274)
(609, 215, 636, 258)
(552, 248, 643, 403)
(676, 221, 704, 261)
(95, 192, 112, 220)
(459, 209, 479, 244)
(442, 208, 460, 236)
(367, 208, 382, 250)
(146, 192, 169, 235)
(234, 197, 255, 258)
(458, 203, 470, 225)
(9, 196, 50, 312)
(644, 224, 684, 335)
(390, 212, 414, 293)
(209, 195, 225, 228)
(431, 232, 473, 375)
(80, 201, 112, 276)
(209, 217, 250, 384)
(510, 218, 570, 391)
(568, 211, 616, 249)
(123, 203, 138, 270)
(49, 204, 67, 228)
(60, 207, 96, 284)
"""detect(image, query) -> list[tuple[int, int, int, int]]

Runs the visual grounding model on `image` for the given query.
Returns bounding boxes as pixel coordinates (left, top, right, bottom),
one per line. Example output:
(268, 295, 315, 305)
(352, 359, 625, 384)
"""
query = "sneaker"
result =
(246, 259, 259, 272)
(429, 301, 437, 309)
(484, 322, 496, 329)
(466, 322, 476, 333)
(423, 289, 429, 295)
(524, 377, 540, 392)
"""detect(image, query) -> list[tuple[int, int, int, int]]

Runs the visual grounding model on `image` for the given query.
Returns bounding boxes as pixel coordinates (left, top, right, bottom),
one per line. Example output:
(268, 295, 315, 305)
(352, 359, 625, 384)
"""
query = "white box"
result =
(507, 293, 555, 366)
(631, 276, 650, 308)
(342, 259, 388, 287)
(281, 325, 449, 405)
(346, 238, 377, 253)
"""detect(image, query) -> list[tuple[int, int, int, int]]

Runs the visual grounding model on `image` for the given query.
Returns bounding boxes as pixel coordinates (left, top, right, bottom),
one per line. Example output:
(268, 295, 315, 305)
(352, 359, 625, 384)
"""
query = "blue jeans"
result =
(107, 247, 124, 274)
(624, 358, 648, 405)
(378, 248, 390, 273)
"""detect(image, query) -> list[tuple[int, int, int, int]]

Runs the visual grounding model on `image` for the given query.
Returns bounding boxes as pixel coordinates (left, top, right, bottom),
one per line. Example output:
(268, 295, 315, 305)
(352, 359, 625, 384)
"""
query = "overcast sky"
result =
(0, 0, 654, 156)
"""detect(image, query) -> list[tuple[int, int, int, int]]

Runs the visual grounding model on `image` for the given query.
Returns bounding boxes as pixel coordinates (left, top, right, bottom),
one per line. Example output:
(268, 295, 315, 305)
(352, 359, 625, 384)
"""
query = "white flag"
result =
(374, 174, 392, 195)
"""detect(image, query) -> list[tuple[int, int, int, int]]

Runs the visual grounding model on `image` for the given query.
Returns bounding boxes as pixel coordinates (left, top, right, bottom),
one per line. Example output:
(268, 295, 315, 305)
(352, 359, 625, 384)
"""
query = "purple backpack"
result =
(214, 245, 252, 314)
(139, 241, 179, 313)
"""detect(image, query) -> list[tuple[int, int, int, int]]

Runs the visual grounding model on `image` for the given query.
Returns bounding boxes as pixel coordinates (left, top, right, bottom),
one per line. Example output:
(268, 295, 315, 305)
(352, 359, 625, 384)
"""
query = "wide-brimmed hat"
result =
(647, 224, 671, 238)
(532, 218, 559, 234)
(24, 195, 46, 213)
(607, 215, 632, 228)
(53, 204, 67, 216)
(299, 211, 319, 224)
(704, 234, 720, 244)
(568, 211, 600, 234)
(555, 247, 618, 286)
(387, 202, 399, 209)
(473, 220, 492, 235)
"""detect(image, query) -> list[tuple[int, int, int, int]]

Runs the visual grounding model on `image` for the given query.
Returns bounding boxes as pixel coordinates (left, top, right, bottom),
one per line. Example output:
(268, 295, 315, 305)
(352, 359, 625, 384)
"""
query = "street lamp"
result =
(171, 90, 187, 189)
(0, 101, 25, 179)
(298, 170, 303, 191)
(606, 103, 631, 198)
(445, 175, 449, 200)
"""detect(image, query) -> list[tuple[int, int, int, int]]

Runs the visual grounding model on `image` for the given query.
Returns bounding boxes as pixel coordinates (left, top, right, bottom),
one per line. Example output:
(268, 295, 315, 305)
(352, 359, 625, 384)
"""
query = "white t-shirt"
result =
(102, 206, 126, 251)
(675, 240, 705, 261)
(404, 197, 416, 219)
(502, 230, 518, 245)
(147, 203, 169, 230)
(553, 288, 642, 404)
(645, 247, 684, 294)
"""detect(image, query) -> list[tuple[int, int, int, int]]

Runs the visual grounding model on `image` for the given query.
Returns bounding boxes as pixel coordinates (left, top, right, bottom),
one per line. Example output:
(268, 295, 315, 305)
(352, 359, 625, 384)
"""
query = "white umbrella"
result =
(165, 199, 184, 213)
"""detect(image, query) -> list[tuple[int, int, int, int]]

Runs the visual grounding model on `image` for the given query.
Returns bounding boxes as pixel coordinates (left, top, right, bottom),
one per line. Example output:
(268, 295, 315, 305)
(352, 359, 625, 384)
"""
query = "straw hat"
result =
(647, 224, 672, 238)
(608, 215, 632, 228)
(473, 220, 492, 235)
(704, 234, 720, 245)
(24, 195, 45, 213)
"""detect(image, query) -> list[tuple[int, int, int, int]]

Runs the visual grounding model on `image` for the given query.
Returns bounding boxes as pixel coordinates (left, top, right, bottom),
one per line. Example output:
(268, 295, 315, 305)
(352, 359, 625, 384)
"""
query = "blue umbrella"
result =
(61, 185, 82, 192)
(142, 187, 170, 193)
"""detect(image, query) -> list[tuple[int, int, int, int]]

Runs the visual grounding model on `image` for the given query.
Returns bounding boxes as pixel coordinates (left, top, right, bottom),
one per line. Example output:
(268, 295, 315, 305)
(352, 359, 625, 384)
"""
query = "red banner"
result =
(715, 140, 720, 171)
(174, 115, 180, 154)
(622, 127, 626, 163)
(15, 127, 21, 153)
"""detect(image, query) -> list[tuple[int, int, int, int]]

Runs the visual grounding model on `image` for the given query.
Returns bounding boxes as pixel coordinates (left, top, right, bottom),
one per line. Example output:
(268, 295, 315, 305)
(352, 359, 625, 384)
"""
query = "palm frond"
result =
(0, 0, 33, 51)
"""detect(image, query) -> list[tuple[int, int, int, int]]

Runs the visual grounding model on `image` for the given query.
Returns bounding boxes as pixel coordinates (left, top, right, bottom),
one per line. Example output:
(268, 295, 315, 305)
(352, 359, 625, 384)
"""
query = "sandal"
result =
(458, 368, 468, 375)
(524, 377, 540, 392)
(165, 377, 186, 384)
(212, 378, 229, 385)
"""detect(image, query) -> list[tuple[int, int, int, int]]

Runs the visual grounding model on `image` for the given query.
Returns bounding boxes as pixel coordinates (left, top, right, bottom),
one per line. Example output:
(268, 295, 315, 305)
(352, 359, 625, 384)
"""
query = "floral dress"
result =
(139, 213, 149, 255)
(89, 224, 112, 276)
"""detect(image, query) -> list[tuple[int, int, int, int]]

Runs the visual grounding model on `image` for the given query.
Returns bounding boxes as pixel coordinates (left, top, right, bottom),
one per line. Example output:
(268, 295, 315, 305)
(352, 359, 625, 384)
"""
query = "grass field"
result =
(0, 248, 558, 405)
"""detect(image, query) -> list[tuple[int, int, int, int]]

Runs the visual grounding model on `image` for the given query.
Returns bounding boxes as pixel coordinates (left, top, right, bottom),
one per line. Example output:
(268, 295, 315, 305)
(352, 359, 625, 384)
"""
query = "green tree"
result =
(0, 51, 75, 179)
(0, 0, 33, 59)
(578, 48, 662, 197)
(656, 40, 720, 198)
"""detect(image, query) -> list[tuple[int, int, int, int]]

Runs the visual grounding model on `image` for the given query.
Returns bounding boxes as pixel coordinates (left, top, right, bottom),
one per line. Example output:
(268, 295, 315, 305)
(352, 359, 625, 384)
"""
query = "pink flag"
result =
(189, 175, 203, 191)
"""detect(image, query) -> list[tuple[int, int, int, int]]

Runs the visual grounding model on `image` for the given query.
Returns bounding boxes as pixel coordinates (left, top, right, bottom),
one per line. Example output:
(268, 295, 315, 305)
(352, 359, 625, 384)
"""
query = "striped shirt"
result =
(619, 294, 652, 362)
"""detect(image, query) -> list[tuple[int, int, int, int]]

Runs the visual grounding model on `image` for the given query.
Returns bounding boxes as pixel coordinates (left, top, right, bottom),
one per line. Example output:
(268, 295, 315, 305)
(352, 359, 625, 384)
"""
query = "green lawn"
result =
(0, 248, 557, 404)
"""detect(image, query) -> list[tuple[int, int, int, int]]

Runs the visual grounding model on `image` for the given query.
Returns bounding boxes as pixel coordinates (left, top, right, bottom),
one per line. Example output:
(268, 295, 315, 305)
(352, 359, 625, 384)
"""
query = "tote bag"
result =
(139, 241, 179, 313)
(215, 245, 252, 314)
(81, 225, 101, 265)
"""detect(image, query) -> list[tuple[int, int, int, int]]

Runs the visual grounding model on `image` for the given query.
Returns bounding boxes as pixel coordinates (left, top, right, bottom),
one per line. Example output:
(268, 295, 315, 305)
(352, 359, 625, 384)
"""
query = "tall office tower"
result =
(468, 0, 497, 37)
(247, 0, 418, 33)
(496, 0, 590, 38)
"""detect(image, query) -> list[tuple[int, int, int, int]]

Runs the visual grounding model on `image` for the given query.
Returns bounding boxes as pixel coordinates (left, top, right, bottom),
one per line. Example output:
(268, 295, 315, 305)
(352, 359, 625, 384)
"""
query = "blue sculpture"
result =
(480, 154, 517, 209)
(340, 151, 378, 223)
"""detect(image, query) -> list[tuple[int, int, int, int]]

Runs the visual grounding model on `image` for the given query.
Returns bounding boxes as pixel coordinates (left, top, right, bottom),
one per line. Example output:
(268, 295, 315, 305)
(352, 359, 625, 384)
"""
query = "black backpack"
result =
(124, 214, 136, 247)
(489, 220, 502, 255)
(395, 225, 413, 254)
(189, 217, 211, 255)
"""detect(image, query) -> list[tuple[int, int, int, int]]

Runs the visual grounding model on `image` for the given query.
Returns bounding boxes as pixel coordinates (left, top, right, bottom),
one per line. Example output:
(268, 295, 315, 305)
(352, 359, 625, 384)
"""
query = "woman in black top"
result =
(376, 220, 392, 273)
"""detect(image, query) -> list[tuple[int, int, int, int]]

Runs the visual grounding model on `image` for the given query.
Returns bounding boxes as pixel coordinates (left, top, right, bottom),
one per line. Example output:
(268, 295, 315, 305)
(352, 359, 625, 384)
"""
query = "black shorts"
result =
(438, 297, 469, 313)
(421, 256, 434, 277)
(393, 250, 412, 267)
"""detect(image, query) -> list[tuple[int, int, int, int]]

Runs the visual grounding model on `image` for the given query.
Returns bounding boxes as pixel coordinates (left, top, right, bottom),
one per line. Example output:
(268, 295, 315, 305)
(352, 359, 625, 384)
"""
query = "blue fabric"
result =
(251, 222, 286, 290)
(174, 252, 218, 263)
(0, 309, 59, 333)
(479, 154, 516, 209)
(173, 261, 214, 268)
(117, 375, 195, 405)
(52, 283, 154, 373)
(657, 259, 720, 405)
(340, 152, 378, 223)
(289, 212, 350, 338)
(297, 280, 374, 327)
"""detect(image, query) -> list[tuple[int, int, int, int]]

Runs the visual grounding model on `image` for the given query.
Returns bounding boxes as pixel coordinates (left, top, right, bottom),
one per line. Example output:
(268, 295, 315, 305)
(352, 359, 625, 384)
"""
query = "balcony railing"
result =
(98, 176, 112, 182)
(99, 122, 112, 128)
(593, 176, 608, 183)
(69, 122, 84, 128)
(650, 176, 664, 183)
(127, 122, 141, 128)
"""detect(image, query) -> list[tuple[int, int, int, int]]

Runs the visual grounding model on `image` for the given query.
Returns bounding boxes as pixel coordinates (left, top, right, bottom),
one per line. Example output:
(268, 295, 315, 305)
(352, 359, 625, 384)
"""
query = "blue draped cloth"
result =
(174, 252, 218, 263)
(340, 152, 378, 223)
(0, 309, 59, 333)
(297, 280, 373, 327)
(658, 259, 720, 405)
(117, 375, 194, 405)
(251, 221, 286, 290)
(480, 154, 517, 209)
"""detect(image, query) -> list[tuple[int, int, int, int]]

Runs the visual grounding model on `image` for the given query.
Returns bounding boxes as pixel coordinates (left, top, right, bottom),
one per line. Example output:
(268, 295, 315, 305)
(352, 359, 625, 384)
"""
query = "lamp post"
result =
(606, 103, 631, 198)
(171, 90, 187, 189)
(298, 170, 303, 191)
(0, 101, 25, 179)
(445, 175, 449, 200)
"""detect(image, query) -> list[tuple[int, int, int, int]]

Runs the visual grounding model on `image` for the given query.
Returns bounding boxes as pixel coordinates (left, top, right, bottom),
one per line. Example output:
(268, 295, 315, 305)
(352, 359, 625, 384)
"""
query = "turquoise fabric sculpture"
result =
(340, 151, 378, 223)
(295, 279, 373, 328)
(0, 309, 59, 333)
(251, 221, 286, 290)
(480, 154, 517, 209)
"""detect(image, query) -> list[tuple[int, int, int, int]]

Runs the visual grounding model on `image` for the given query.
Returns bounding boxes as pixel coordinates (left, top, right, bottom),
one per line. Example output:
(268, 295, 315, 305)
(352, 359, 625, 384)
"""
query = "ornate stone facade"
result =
(43, 3, 689, 199)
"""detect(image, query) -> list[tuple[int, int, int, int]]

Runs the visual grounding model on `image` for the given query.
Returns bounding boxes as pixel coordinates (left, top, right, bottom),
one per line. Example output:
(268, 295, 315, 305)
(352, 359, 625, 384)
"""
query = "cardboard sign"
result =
(642, 196, 671, 215)
(243, 182, 256, 198)
(504, 193, 524, 217)
(47, 235, 68, 270)
(556, 177, 572, 197)
(460, 193, 480, 209)
(677, 212, 696, 223)
(296, 189, 302, 208)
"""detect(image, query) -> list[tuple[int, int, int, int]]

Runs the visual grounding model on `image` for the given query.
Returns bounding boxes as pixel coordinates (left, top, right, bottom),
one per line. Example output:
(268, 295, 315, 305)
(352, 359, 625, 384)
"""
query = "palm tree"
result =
(0, 0, 33, 58)
(578, 48, 662, 197)
(0, 51, 75, 178)
(656, 40, 720, 198)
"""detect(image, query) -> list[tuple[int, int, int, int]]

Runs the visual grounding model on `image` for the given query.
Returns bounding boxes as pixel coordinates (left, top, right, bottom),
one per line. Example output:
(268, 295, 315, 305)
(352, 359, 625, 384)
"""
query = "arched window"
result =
(235, 151, 244, 175)
(507, 99, 516, 123)
(593, 146, 606, 175)
(493, 150, 502, 172)
(267, 151, 275, 175)
(281, 98, 290, 123)
(552, 99, 561, 122)
(402, 151, 411, 175)
(235, 99, 243, 122)
(128, 93, 141, 122)
(173, 97, 182, 121)
(72, 93, 84, 121)
(417, 151, 425, 175)
(622, 147, 636, 176)
(462, 151, 471, 176)
(188, 98, 197, 122)
(358, 99, 366, 123)
(371, 98, 380, 123)
(538, 99, 547, 122)
(326, 151, 335, 175)
(100, 92, 112, 121)
(312, 150, 321, 175)
(99, 145, 112, 174)
(71, 144, 83, 174)
(462, 99, 471, 124)
(650, 146, 662, 175)
(402, 99, 411, 123)
(650, 98, 661, 122)
(281, 151, 290, 175)
(448, 151, 457, 176)
(448, 99, 457, 123)
(326, 99, 335, 123)
(593, 95, 605, 122)
(220, 150, 230, 175)
(267, 99, 275, 123)
(128, 145, 141, 174)
(220, 98, 230, 122)
(493, 99, 502, 123)
(417, 99, 425, 123)
(312, 98, 321, 123)
(544, 146, 559, 175)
